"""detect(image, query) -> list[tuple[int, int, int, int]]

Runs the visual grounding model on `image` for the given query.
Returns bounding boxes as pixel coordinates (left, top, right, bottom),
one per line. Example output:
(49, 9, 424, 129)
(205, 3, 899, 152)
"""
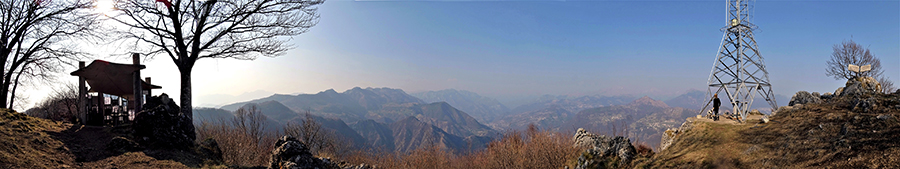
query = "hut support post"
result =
(132, 54, 142, 114)
(78, 61, 86, 125)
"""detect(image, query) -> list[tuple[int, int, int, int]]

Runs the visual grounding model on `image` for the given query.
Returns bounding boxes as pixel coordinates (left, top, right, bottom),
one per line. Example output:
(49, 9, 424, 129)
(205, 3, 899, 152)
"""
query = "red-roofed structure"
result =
(70, 54, 159, 126)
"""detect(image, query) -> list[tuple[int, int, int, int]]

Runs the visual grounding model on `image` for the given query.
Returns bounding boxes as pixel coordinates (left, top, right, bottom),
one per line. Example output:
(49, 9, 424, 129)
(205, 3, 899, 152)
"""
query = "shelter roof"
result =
(70, 60, 161, 98)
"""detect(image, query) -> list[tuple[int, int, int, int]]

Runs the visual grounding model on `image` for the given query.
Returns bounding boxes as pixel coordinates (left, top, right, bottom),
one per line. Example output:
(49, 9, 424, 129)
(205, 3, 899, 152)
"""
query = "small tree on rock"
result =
(826, 39, 884, 80)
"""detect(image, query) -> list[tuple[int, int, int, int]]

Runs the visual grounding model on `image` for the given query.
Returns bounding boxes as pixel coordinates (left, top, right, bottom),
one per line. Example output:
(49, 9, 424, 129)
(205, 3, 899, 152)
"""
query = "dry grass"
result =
(345, 124, 581, 169)
(196, 106, 279, 167)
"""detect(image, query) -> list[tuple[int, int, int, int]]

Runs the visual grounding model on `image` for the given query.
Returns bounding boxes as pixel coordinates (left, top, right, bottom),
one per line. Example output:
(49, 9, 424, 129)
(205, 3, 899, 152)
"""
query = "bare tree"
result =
(24, 83, 78, 122)
(108, 0, 324, 119)
(232, 105, 267, 142)
(826, 39, 884, 80)
(283, 111, 344, 157)
(879, 77, 896, 94)
(0, 0, 98, 109)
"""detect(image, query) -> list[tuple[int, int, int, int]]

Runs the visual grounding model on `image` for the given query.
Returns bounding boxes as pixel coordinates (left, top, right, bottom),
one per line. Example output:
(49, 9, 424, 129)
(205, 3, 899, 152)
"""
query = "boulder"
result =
(789, 91, 822, 106)
(132, 94, 196, 149)
(268, 136, 340, 169)
(840, 76, 881, 97)
(573, 128, 636, 169)
(835, 87, 844, 96)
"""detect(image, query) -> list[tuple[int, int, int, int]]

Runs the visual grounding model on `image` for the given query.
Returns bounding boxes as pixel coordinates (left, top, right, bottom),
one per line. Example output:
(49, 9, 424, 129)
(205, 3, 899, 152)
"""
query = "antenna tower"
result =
(702, 0, 778, 121)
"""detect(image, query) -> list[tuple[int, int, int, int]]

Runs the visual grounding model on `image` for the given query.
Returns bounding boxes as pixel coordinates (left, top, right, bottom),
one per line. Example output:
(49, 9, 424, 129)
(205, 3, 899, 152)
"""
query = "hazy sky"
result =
(22, 0, 900, 109)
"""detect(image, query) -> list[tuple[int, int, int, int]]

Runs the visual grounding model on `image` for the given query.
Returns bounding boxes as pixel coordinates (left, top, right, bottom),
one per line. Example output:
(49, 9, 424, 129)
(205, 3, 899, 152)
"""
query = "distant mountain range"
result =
(410, 89, 510, 124)
(203, 87, 783, 152)
(570, 96, 695, 148)
(491, 95, 637, 130)
(211, 87, 497, 152)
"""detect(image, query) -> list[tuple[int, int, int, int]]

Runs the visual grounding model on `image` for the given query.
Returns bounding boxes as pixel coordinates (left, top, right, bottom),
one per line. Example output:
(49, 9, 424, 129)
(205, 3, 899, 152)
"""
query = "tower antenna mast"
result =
(701, 0, 778, 121)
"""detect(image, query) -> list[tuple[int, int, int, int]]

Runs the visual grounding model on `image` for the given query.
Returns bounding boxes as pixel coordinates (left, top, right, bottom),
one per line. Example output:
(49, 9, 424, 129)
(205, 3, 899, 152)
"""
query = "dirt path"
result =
(691, 114, 766, 125)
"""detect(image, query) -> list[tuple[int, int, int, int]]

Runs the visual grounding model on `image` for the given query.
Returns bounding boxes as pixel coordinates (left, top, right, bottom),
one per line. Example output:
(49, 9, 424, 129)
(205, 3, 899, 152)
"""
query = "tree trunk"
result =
(0, 74, 10, 109)
(180, 70, 193, 120)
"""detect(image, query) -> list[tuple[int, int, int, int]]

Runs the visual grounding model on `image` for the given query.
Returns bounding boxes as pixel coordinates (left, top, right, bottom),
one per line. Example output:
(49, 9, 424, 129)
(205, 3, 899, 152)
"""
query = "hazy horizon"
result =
(19, 0, 900, 110)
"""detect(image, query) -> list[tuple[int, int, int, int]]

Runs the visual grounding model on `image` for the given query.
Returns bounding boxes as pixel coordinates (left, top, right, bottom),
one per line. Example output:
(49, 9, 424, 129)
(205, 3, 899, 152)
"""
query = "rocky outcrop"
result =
(789, 91, 822, 106)
(659, 119, 694, 152)
(840, 76, 881, 97)
(269, 136, 370, 169)
(572, 128, 636, 169)
(132, 94, 196, 149)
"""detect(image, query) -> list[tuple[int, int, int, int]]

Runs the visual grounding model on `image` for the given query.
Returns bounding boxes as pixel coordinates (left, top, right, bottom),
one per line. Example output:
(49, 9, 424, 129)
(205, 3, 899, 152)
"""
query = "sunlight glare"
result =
(94, 0, 116, 15)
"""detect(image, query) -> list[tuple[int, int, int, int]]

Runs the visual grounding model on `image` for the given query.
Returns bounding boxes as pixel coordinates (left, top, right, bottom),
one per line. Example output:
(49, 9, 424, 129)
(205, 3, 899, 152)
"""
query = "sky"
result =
(20, 0, 900, 109)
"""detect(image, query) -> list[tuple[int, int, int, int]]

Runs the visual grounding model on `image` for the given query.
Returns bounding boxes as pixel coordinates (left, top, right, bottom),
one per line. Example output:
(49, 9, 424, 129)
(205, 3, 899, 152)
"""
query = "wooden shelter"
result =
(70, 54, 160, 126)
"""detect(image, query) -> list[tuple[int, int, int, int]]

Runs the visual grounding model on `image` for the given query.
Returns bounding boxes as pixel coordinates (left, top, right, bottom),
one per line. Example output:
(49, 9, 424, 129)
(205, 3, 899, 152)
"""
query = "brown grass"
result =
(345, 124, 581, 169)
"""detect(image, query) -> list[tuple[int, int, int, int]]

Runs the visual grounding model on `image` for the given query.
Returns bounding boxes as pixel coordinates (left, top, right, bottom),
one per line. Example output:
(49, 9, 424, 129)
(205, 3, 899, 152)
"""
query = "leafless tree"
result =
(879, 77, 896, 94)
(108, 0, 324, 119)
(24, 83, 79, 122)
(232, 105, 267, 142)
(0, 0, 98, 109)
(826, 39, 884, 80)
(283, 111, 344, 157)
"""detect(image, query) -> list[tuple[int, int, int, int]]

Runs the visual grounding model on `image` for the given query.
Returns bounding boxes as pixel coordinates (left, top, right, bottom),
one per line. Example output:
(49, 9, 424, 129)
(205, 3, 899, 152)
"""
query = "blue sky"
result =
(25, 0, 900, 108)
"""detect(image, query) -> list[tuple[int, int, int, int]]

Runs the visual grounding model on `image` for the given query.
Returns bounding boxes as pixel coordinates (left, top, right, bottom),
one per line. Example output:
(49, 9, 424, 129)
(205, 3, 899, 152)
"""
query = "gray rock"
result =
(132, 93, 196, 149)
(268, 136, 341, 169)
(659, 128, 678, 151)
(877, 114, 892, 120)
(841, 76, 881, 97)
(821, 92, 834, 100)
(789, 91, 822, 106)
(573, 128, 636, 169)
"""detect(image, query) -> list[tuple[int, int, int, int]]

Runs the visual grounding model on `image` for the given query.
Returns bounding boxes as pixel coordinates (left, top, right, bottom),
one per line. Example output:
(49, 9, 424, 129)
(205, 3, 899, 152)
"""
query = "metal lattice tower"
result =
(701, 0, 778, 121)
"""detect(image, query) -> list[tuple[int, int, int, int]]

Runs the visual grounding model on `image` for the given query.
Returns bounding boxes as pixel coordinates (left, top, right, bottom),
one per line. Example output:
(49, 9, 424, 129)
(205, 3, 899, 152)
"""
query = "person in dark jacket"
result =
(713, 93, 721, 121)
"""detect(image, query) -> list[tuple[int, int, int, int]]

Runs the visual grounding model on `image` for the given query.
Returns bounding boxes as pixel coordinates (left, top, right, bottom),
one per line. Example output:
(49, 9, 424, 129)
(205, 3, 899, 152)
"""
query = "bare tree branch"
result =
(0, 0, 99, 109)
(109, 0, 324, 118)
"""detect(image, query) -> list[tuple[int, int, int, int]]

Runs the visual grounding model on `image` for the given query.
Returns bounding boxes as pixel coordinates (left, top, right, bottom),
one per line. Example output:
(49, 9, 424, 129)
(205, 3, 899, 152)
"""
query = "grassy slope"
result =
(642, 93, 900, 168)
(0, 109, 193, 168)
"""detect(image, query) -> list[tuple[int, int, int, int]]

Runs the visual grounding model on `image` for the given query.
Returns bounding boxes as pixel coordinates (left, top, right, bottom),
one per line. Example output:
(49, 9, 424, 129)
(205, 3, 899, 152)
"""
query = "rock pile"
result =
(840, 76, 881, 97)
(572, 128, 636, 169)
(132, 94, 196, 149)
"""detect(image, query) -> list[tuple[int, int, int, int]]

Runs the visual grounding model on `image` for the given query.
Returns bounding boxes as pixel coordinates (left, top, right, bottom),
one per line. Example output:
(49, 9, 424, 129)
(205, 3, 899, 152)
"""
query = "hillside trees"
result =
(24, 83, 78, 122)
(0, 0, 98, 109)
(107, 0, 325, 119)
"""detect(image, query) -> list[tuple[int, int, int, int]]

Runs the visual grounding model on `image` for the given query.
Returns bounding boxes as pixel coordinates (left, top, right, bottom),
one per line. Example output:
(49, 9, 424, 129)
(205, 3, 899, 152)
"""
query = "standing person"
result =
(713, 94, 721, 121)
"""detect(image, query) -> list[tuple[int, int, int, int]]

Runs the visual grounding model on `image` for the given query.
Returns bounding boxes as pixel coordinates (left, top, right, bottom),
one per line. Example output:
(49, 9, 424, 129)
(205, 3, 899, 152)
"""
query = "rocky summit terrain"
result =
(639, 77, 900, 168)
